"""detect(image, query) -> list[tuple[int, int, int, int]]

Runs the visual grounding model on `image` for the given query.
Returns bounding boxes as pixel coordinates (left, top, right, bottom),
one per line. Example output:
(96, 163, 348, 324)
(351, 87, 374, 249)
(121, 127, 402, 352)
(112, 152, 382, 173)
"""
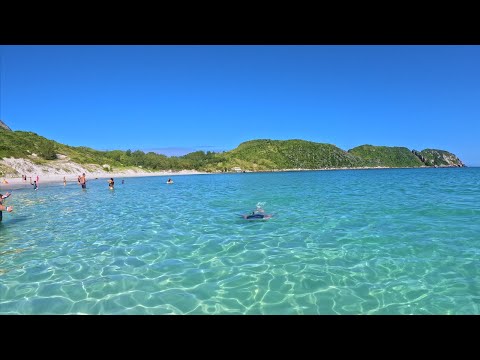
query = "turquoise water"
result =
(0, 168, 479, 314)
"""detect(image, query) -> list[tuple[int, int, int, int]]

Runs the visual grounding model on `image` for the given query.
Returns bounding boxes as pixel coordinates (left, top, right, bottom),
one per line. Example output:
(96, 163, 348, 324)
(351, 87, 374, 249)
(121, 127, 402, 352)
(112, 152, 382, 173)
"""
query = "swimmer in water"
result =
(244, 204, 271, 220)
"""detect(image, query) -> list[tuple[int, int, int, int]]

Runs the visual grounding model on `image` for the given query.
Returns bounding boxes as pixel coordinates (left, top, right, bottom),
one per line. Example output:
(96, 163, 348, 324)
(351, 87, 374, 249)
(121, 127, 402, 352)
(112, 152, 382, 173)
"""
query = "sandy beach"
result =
(0, 156, 207, 190)
(0, 170, 208, 190)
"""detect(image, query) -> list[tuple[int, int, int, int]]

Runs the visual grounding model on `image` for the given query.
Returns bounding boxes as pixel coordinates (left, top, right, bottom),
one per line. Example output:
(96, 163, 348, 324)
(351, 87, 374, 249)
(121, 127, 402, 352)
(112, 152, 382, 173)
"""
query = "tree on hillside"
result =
(131, 150, 145, 167)
(37, 140, 57, 160)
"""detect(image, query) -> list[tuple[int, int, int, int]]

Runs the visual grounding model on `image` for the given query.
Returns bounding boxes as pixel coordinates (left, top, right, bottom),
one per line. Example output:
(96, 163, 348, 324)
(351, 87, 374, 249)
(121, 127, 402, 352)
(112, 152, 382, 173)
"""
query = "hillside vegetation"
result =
(223, 139, 366, 170)
(348, 145, 424, 167)
(0, 128, 465, 175)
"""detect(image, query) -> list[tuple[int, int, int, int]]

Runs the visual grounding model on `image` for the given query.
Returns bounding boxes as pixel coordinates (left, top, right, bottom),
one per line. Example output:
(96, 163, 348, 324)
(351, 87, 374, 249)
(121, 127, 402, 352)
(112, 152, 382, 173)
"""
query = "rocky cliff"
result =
(0, 120, 12, 131)
(412, 149, 465, 167)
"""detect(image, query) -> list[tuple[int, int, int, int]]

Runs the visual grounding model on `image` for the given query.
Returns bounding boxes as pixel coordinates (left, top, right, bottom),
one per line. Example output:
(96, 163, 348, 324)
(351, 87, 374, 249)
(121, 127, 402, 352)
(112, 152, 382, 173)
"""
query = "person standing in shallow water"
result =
(63, 176, 66, 186)
(108, 178, 114, 190)
(0, 192, 13, 222)
(79, 173, 87, 189)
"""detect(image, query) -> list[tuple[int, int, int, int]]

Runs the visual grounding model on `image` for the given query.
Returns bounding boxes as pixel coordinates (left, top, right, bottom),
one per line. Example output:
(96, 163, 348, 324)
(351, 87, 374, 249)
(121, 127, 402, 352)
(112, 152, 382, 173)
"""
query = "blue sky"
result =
(0, 45, 479, 165)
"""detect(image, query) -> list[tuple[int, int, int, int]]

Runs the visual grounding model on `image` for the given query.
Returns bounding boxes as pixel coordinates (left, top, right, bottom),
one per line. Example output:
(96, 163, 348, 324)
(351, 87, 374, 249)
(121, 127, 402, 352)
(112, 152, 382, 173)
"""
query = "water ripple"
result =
(0, 168, 479, 314)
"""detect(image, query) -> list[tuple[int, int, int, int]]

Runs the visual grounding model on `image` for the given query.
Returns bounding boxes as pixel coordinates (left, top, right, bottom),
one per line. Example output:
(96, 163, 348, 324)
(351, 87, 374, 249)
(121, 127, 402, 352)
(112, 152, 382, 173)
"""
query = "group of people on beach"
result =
(14, 175, 41, 190)
(21, 175, 38, 182)
(25, 175, 40, 190)
(76, 174, 120, 189)
(76, 174, 120, 190)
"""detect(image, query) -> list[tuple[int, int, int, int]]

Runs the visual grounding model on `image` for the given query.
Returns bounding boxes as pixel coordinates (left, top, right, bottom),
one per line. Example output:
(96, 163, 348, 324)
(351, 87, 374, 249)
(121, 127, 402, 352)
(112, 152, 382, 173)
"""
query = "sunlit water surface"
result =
(1, 168, 479, 314)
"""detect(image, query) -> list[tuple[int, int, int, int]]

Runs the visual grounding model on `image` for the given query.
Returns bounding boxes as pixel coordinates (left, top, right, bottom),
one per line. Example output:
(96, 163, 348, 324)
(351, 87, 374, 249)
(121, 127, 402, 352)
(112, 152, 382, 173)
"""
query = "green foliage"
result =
(227, 139, 366, 170)
(348, 145, 424, 167)
(0, 129, 464, 171)
(181, 151, 225, 170)
(37, 139, 57, 160)
(0, 130, 42, 158)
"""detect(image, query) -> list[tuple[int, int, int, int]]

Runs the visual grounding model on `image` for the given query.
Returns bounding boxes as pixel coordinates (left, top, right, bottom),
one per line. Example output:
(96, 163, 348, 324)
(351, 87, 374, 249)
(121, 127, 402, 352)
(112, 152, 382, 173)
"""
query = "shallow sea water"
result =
(0, 168, 479, 314)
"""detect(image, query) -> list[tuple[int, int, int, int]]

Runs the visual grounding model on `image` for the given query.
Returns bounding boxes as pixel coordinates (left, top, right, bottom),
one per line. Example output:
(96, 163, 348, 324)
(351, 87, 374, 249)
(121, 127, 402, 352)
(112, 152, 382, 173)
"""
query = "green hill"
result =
(0, 126, 466, 175)
(0, 129, 125, 166)
(348, 145, 424, 167)
(222, 139, 366, 171)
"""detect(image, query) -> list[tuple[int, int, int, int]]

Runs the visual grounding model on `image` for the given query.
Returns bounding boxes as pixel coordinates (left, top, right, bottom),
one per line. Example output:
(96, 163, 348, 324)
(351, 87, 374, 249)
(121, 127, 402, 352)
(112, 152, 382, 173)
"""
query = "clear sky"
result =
(0, 45, 479, 165)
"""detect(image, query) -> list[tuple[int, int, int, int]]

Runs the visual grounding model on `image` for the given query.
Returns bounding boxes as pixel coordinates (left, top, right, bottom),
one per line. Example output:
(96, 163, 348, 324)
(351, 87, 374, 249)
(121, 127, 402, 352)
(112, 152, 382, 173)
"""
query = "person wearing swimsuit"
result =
(80, 173, 87, 189)
(0, 192, 13, 222)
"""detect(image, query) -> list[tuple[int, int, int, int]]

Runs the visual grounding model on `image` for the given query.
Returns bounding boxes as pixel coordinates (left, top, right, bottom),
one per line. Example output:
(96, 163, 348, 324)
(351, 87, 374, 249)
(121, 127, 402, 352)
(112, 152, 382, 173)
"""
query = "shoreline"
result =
(0, 170, 208, 190)
(0, 165, 465, 191)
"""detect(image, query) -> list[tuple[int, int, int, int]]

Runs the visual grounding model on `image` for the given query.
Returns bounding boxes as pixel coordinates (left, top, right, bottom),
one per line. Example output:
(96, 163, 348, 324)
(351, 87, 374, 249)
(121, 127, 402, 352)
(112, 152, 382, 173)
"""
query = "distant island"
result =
(0, 120, 465, 177)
